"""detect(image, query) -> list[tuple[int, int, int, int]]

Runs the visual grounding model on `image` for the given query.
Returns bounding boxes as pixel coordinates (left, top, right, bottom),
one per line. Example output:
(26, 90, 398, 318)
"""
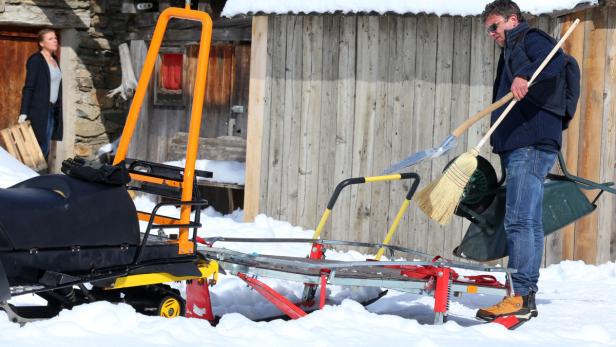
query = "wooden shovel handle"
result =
(451, 92, 513, 138)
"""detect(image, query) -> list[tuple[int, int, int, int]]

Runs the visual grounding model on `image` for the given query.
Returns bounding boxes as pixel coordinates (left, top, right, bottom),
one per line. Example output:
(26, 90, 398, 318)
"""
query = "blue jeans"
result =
(41, 108, 55, 158)
(501, 146, 557, 296)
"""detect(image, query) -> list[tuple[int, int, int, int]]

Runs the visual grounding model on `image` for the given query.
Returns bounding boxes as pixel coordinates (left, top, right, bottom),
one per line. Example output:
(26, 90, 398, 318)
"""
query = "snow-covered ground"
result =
(1, 153, 615, 346)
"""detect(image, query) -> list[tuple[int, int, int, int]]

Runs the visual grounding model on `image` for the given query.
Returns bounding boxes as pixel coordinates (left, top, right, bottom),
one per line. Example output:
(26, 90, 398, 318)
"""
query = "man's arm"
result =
(511, 31, 566, 100)
(516, 31, 565, 81)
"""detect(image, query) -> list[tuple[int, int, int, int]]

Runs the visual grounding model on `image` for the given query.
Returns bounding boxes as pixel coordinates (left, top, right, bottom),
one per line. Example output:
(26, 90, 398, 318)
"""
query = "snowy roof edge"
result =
(221, 0, 600, 18)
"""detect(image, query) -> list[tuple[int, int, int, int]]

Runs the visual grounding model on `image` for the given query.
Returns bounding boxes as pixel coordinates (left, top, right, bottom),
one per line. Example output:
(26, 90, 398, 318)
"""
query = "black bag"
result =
(61, 157, 131, 186)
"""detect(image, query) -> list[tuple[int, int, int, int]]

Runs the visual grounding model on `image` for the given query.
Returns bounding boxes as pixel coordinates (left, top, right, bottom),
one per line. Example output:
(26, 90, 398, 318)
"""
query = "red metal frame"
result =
(319, 273, 327, 309)
(237, 272, 307, 320)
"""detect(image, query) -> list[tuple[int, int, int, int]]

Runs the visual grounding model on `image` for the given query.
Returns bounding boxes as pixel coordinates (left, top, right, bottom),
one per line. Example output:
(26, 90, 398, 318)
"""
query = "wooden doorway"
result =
(0, 27, 52, 131)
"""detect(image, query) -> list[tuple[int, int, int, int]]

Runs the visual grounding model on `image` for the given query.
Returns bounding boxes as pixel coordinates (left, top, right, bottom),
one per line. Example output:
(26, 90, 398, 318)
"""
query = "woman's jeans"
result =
(501, 146, 557, 296)
(42, 107, 55, 158)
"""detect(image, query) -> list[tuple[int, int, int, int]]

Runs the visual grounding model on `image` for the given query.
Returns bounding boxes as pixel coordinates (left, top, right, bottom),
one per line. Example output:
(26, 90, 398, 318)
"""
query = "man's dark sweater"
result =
(491, 21, 566, 154)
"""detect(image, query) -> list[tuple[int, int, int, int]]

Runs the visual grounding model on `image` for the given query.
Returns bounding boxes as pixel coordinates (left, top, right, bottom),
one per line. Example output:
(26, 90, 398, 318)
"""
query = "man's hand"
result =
(511, 77, 529, 101)
(18, 114, 27, 123)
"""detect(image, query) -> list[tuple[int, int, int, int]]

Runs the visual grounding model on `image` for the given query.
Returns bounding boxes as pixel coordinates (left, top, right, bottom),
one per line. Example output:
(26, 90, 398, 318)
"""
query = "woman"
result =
(19, 28, 63, 159)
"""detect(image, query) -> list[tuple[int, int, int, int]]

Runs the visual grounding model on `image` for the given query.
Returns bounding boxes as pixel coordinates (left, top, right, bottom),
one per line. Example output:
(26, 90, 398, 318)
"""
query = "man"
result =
(476, 0, 568, 322)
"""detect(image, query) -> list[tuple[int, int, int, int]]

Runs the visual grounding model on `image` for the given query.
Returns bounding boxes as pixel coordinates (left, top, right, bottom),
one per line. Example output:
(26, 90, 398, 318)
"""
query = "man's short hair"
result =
(481, 0, 525, 23)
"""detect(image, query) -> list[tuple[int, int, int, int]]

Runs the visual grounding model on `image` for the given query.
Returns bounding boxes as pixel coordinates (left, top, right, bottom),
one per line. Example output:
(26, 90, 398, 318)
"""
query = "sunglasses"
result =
(486, 19, 505, 34)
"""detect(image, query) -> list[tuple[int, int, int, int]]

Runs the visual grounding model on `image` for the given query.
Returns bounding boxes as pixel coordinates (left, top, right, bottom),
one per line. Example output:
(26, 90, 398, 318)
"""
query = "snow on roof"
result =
(221, 0, 597, 17)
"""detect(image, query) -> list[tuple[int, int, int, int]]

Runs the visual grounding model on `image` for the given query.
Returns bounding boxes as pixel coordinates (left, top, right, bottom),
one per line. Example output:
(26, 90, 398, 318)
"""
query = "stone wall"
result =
(0, 0, 133, 163)
(73, 0, 131, 158)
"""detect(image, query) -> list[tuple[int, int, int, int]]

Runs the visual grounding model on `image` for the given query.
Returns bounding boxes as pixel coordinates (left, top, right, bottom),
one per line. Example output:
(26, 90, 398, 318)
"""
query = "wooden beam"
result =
(243, 16, 268, 222)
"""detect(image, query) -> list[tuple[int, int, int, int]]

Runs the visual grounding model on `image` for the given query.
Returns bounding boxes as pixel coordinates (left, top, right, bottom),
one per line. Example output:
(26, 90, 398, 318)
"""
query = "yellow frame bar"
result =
(113, 7, 213, 254)
(311, 174, 412, 253)
(112, 261, 218, 289)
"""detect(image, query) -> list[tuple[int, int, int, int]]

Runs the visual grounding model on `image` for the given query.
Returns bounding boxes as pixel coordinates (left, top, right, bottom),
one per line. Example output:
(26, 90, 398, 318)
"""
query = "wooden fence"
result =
(245, 7, 616, 265)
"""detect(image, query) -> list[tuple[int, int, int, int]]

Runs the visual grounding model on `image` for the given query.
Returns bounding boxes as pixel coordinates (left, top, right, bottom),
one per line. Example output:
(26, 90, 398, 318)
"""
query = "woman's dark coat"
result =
(20, 52, 63, 145)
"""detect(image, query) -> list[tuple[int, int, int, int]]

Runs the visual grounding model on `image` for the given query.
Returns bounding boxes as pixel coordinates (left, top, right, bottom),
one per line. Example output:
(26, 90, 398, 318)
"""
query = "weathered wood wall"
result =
(128, 41, 251, 163)
(252, 9, 616, 265)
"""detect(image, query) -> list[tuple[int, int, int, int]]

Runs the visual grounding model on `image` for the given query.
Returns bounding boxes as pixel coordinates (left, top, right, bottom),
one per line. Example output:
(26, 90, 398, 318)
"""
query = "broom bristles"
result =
(416, 149, 479, 225)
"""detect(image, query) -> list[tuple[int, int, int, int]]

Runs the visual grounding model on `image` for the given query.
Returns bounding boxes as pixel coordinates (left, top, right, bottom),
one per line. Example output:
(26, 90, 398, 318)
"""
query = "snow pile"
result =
(0, 147, 38, 188)
(1, 176, 616, 346)
(3, 194, 616, 347)
(165, 159, 245, 185)
(222, 0, 597, 17)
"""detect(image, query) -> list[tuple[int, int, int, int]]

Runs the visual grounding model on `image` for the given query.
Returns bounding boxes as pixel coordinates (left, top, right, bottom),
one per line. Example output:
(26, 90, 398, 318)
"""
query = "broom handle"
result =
(452, 92, 513, 137)
(475, 18, 580, 150)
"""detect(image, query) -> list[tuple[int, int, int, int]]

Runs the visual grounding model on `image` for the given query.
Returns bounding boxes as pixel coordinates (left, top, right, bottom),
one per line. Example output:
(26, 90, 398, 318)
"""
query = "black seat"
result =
(0, 175, 140, 251)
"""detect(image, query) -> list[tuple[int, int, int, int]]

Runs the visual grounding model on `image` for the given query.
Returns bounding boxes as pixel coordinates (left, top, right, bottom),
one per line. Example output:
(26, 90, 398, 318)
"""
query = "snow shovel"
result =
(383, 91, 514, 174)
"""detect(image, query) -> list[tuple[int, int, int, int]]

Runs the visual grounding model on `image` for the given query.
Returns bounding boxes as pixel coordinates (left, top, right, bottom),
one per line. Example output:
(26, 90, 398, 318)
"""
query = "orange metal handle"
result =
(114, 7, 213, 254)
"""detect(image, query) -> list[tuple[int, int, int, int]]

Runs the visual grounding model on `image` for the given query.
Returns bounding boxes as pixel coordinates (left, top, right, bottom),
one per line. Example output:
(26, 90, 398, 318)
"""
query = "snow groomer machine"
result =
(0, 5, 219, 323)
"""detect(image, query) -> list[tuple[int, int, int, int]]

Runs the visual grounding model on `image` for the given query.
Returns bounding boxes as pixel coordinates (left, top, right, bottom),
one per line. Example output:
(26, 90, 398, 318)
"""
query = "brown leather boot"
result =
(476, 295, 532, 321)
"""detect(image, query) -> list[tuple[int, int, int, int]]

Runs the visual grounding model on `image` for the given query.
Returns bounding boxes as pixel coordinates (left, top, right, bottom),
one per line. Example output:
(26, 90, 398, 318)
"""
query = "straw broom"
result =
(416, 18, 581, 225)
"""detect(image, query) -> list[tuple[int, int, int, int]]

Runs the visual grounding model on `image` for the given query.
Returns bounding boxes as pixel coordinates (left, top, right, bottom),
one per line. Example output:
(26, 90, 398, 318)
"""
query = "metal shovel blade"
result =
(383, 135, 458, 174)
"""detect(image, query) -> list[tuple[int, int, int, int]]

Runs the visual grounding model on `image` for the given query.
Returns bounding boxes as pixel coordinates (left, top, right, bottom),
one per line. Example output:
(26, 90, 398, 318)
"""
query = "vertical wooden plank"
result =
(369, 16, 392, 245)
(441, 17, 472, 260)
(599, 7, 616, 263)
(387, 16, 416, 251)
(468, 17, 496, 172)
(297, 16, 323, 228)
(316, 15, 340, 238)
(265, 16, 287, 219)
(410, 14, 438, 253)
(332, 16, 357, 243)
(244, 16, 269, 222)
(575, 7, 607, 264)
(128, 40, 150, 160)
(428, 16, 454, 257)
(560, 12, 586, 260)
(280, 16, 303, 224)
(544, 16, 565, 266)
(468, 16, 498, 265)
(350, 16, 378, 243)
